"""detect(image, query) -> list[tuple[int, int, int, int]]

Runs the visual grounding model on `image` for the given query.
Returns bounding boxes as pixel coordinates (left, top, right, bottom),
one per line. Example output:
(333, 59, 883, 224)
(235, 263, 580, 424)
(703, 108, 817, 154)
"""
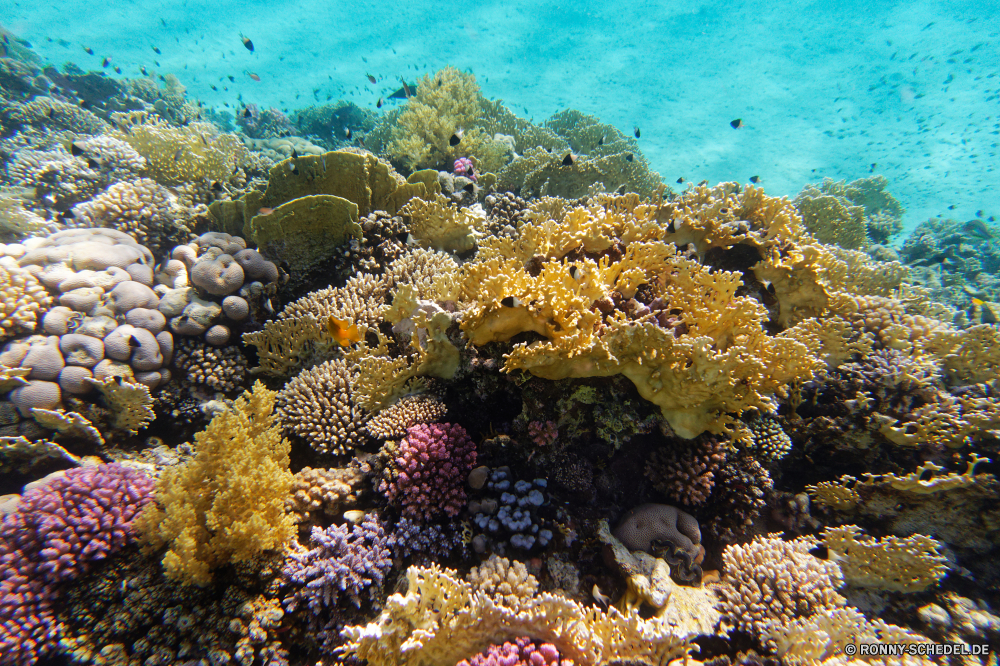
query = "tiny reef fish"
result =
(240, 33, 254, 53)
(633, 126, 640, 138)
(246, 71, 261, 81)
(561, 153, 576, 166)
(83, 46, 94, 55)
(152, 45, 161, 54)
(366, 73, 376, 84)
(749, 175, 760, 184)
(101, 57, 111, 68)
(449, 129, 463, 146)
(326, 317, 362, 347)
(256, 207, 274, 216)
(730, 118, 744, 129)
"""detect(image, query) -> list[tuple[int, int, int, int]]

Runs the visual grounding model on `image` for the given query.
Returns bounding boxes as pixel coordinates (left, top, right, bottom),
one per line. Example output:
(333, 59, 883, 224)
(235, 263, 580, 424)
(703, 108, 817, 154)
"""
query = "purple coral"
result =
(528, 420, 558, 448)
(282, 513, 393, 613)
(0, 463, 155, 664)
(457, 637, 566, 666)
(454, 157, 477, 181)
(379, 423, 477, 522)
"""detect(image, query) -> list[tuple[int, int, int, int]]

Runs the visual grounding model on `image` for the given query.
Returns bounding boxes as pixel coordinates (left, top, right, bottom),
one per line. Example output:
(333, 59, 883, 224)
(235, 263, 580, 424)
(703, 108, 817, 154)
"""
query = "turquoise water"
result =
(7, 0, 999, 230)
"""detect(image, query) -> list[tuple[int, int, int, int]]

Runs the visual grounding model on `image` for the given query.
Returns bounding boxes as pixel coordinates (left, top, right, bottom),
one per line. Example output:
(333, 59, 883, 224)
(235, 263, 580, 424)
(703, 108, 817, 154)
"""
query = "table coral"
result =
(379, 422, 476, 522)
(135, 380, 295, 586)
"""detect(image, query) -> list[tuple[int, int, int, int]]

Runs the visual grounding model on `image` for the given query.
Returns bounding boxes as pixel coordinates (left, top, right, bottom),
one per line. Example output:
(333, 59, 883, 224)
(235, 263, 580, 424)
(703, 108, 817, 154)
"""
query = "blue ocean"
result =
(0, 0, 998, 664)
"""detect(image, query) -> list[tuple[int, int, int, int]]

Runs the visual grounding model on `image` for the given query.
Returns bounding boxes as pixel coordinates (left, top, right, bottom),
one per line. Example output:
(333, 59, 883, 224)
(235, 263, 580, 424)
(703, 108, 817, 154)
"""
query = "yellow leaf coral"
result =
(136, 381, 295, 586)
(821, 524, 948, 593)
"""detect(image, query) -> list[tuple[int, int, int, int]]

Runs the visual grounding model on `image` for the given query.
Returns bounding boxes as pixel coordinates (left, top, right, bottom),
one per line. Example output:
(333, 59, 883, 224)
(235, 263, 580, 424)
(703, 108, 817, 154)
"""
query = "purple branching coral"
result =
(0, 463, 155, 665)
(282, 513, 393, 615)
(390, 517, 464, 561)
(379, 423, 477, 522)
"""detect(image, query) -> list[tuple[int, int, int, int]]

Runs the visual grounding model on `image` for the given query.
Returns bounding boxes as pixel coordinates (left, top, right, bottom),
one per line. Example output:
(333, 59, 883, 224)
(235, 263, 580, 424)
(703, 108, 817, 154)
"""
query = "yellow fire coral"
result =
(112, 112, 247, 186)
(401, 193, 485, 253)
(136, 381, 295, 586)
(339, 563, 692, 666)
(821, 524, 948, 593)
(440, 193, 820, 438)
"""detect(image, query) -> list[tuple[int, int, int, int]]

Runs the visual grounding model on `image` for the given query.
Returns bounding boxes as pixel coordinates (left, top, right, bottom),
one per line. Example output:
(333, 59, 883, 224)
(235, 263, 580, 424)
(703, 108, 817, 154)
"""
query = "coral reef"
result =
(276, 358, 368, 456)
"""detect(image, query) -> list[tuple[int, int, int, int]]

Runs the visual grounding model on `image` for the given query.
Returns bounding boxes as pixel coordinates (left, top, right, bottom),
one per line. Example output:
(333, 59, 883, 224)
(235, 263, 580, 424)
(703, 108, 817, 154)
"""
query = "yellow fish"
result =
(326, 316, 362, 347)
(971, 298, 985, 306)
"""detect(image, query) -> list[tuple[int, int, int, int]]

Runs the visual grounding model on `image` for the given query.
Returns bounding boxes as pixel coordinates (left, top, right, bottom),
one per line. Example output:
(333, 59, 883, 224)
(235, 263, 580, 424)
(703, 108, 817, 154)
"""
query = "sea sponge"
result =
(135, 381, 295, 586)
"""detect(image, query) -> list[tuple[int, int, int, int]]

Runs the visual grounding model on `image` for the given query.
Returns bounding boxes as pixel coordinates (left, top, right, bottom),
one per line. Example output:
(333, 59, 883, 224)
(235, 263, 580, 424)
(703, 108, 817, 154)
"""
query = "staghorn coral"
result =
(283, 513, 393, 613)
(821, 524, 948, 593)
(379, 422, 476, 522)
(276, 358, 369, 457)
(339, 563, 692, 666)
(364, 393, 447, 440)
(112, 112, 247, 186)
(0, 256, 52, 340)
(390, 517, 464, 561)
(717, 533, 845, 644)
(135, 381, 295, 586)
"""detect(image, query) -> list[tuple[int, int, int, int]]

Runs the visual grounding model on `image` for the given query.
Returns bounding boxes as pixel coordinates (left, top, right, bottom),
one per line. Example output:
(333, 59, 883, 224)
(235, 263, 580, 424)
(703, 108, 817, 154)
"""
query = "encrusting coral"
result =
(135, 381, 295, 586)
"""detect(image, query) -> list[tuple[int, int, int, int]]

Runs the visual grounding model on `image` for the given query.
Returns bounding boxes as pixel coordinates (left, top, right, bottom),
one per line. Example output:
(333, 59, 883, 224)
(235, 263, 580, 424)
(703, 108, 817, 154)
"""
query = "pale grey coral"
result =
(4, 96, 110, 134)
(718, 534, 845, 643)
(71, 178, 192, 256)
(276, 358, 368, 456)
(7, 146, 102, 210)
(172, 337, 246, 392)
(364, 393, 447, 440)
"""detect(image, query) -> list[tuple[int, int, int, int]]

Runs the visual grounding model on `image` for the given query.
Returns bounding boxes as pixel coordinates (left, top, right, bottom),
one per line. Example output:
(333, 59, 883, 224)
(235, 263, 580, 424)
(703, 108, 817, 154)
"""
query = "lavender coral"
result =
(457, 637, 567, 666)
(283, 513, 393, 613)
(0, 463, 155, 664)
(379, 422, 477, 522)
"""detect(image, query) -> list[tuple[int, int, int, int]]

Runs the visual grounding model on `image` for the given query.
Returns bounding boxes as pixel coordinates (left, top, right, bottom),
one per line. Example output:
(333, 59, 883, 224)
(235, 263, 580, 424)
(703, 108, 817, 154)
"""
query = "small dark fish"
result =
(376, 97, 383, 108)
(211, 181, 225, 192)
(114, 66, 122, 74)
(633, 126, 640, 138)
(869, 162, 877, 173)
(70, 142, 85, 157)
(289, 161, 299, 175)
(211, 85, 218, 91)
(173, 148, 183, 161)
(200, 134, 208, 145)
(561, 153, 576, 166)
(86, 157, 101, 169)
(358, 137, 366, 148)
(228, 75, 235, 82)
(500, 296, 521, 308)
(730, 118, 744, 129)
(749, 175, 760, 184)
(242, 107, 252, 118)
(401, 77, 412, 98)
(948, 204, 956, 210)
(388, 84, 418, 99)
(78, 99, 90, 109)
(83, 46, 94, 55)
(676, 177, 685, 184)
(102, 56, 111, 68)
(976, 210, 984, 218)
(291, 148, 298, 158)
(569, 265, 584, 280)
(462, 182, 475, 194)
(345, 127, 352, 139)
(625, 153, 633, 162)
(140, 66, 148, 76)
(240, 33, 254, 52)
(366, 73, 376, 84)
(809, 545, 829, 560)
(128, 335, 141, 348)
(152, 45, 161, 54)
(247, 72, 260, 81)
(597, 136, 604, 146)
(449, 129, 464, 146)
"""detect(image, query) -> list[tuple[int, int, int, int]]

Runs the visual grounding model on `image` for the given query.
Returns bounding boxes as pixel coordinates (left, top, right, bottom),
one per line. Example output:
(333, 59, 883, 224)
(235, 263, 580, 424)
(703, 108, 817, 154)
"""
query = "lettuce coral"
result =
(135, 380, 295, 586)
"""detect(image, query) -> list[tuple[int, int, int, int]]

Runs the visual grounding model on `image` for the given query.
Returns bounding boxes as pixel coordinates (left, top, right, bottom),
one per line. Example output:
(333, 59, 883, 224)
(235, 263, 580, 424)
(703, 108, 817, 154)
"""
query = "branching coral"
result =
(112, 112, 247, 185)
(0, 256, 52, 340)
(339, 563, 692, 666)
(135, 381, 295, 585)
(276, 358, 368, 456)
